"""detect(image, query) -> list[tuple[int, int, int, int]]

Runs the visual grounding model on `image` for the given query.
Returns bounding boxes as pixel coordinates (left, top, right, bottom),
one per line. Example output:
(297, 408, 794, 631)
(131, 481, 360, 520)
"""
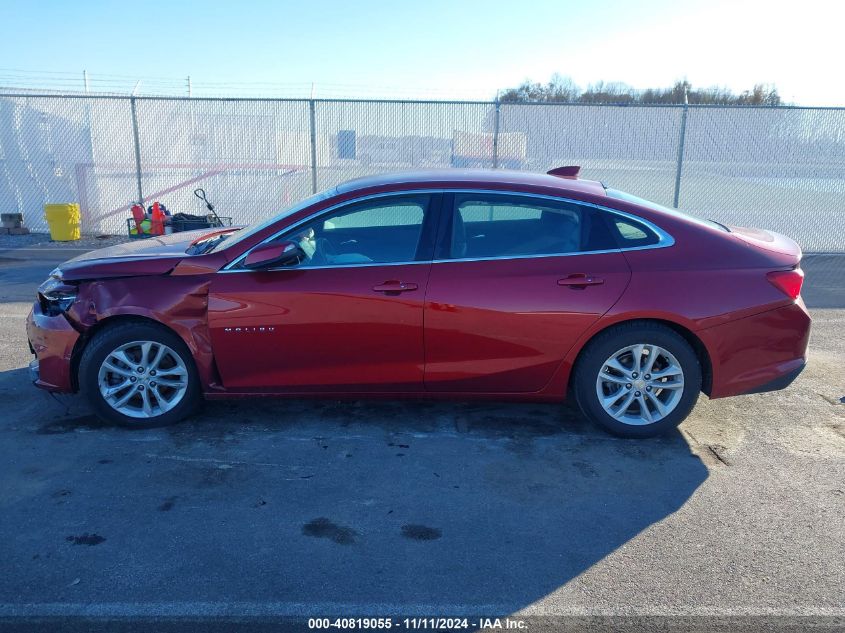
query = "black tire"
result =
(78, 321, 201, 429)
(572, 321, 701, 438)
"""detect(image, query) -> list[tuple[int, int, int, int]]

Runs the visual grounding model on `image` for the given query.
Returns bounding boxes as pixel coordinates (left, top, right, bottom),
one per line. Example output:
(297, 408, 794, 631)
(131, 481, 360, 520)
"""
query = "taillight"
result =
(767, 268, 804, 300)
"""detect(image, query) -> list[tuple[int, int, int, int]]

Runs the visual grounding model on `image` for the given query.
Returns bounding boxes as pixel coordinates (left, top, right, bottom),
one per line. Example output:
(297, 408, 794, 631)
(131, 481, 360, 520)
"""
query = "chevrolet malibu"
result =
(26, 168, 810, 438)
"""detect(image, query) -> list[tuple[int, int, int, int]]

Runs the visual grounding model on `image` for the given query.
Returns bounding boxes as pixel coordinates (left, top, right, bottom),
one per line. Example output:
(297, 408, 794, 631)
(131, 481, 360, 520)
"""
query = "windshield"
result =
(605, 189, 728, 232)
(210, 189, 335, 253)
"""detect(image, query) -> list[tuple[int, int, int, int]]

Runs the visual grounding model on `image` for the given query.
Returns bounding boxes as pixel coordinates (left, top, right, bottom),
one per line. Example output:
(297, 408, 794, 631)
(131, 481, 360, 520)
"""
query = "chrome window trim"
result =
(431, 249, 623, 265)
(227, 259, 432, 272)
(220, 188, 674, 273)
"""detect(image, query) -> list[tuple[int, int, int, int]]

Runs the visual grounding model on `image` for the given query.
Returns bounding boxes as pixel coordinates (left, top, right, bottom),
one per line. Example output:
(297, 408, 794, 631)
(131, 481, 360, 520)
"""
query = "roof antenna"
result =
(547, 165, 581, 179)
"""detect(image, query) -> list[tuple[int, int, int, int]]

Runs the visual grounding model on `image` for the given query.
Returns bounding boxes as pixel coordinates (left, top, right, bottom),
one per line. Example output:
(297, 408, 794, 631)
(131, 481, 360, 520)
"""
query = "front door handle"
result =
(373, 280, 419, 294)
(558, 274, 605, 287)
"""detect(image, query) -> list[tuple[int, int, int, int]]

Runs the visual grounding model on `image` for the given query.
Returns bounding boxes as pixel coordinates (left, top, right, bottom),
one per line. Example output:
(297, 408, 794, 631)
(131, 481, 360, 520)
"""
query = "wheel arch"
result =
(69, 314, 210, 392)
(564, 317, 713, 398)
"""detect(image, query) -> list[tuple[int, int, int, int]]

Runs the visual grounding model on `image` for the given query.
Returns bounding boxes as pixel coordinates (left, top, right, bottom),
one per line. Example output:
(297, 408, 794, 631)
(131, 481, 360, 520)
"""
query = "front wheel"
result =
(79, 322, 201, 428)
(572, 322, 701, 438)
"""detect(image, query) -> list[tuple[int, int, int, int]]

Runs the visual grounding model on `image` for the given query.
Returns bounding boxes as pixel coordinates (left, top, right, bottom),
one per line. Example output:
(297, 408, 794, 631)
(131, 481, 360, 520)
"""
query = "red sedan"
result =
(26, 168, 810, 437)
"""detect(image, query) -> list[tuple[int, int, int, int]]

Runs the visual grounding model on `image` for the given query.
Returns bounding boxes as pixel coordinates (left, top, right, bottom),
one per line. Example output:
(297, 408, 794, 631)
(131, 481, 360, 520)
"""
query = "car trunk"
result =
(728, 225, 803, 267)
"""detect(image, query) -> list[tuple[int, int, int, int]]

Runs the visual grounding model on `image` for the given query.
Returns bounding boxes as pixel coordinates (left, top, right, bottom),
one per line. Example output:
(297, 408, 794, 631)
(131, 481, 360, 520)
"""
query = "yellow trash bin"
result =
(43, 203, 81, 241)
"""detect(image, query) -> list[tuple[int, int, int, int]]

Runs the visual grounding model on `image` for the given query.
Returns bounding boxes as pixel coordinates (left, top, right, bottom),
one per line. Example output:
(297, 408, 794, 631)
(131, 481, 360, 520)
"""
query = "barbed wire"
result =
(0, 68, 500, 100)
(0, 68, 819, 105)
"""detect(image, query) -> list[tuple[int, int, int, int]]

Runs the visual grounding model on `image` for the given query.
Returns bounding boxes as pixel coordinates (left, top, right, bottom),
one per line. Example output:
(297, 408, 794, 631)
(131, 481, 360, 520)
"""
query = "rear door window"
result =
(442, 193, 616, 259)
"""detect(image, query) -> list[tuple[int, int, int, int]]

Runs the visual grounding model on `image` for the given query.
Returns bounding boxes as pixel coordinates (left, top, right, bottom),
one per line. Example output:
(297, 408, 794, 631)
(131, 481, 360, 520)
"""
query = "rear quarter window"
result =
(608, 216, 660, 248)
(606, 188, 726, 233)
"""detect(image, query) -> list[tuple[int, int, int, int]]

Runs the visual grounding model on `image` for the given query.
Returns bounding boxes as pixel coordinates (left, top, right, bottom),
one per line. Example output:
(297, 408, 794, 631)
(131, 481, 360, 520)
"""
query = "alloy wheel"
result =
(97, 340, 189, 419)
(595, 343, 685, 426)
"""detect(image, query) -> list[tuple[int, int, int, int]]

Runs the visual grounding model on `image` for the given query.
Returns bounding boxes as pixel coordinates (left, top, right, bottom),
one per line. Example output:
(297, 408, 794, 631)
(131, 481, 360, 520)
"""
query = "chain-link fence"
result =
(1, 94, 843, 252)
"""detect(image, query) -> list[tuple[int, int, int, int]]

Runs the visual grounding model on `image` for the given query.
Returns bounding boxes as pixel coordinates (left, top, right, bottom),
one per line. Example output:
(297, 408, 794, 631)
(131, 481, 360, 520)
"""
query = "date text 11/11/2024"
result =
(307, 617, 527, 630)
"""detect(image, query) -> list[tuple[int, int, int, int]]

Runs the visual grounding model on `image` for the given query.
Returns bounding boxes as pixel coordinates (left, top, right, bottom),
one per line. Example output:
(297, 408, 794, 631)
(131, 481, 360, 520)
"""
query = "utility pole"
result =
(672, 84, 689, 209)
(130, 97, 144, 205)
(187, 75, 192, 98)
(492, 97, 501, 169)
(309, 99, 318, 193)
(83, 70, 89, 93)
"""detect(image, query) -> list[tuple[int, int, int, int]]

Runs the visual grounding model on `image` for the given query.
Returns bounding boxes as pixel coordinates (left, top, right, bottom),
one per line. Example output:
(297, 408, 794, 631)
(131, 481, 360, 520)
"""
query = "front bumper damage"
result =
(26, 302, 81, 392)
(26, 271, 221, 395)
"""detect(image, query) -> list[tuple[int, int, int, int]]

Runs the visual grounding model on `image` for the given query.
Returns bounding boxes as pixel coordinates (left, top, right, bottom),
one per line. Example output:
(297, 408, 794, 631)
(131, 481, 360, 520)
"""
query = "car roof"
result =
(335, 168, 607, 198)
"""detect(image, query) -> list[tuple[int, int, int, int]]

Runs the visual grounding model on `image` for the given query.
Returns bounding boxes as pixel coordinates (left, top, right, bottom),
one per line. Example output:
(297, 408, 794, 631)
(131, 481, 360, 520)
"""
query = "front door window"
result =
(256, 196, 431, 269)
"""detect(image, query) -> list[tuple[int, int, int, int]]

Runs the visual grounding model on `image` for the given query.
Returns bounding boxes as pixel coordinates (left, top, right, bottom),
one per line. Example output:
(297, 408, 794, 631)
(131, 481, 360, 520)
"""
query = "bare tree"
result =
(499, 77, 782, 105)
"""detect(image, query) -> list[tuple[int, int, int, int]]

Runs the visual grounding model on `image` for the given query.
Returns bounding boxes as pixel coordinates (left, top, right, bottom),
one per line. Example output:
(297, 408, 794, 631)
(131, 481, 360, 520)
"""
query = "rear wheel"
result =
(573, 322, 701, 438)
(79, 322, 201, 428)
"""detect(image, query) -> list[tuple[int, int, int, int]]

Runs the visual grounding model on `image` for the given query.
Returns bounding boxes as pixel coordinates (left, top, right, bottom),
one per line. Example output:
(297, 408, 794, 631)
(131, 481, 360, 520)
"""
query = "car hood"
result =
(56, 229, 235, 281)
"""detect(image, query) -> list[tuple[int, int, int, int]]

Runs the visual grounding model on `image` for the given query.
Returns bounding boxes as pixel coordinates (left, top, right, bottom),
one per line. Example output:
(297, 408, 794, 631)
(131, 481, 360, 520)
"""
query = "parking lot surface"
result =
(0, 248, 842, 630)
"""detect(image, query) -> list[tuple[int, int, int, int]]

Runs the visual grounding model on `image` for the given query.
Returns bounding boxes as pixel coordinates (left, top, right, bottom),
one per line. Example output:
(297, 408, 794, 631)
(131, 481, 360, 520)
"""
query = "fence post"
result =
(492, 99, 501, 169)
(309, 99, 318, 193)
(672, 97, 689, 209)
(129, 96, 144, 204)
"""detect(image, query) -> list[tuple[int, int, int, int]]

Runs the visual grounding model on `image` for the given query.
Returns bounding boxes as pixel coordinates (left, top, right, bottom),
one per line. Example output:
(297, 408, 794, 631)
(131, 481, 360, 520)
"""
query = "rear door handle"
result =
(372, 280, 419, 294)
(558, 274, 605, 287)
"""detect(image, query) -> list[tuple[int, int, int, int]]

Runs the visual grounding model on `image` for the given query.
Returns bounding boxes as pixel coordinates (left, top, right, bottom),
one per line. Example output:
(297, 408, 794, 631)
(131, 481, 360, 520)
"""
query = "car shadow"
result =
(1, 364, 709, 623)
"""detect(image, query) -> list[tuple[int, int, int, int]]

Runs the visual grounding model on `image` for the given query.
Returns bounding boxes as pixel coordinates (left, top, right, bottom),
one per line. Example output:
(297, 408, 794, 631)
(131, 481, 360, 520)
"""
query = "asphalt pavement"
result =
(0, 248, 842, 632)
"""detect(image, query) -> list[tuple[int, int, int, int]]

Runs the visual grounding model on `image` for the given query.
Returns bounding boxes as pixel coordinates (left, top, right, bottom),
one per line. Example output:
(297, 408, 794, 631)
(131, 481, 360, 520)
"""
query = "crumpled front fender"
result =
(66, 275, 224, 392)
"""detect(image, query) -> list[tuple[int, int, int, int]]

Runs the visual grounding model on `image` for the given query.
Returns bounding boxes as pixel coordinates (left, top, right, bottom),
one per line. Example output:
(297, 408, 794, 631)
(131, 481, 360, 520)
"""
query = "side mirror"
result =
(243, 241, 302, 269)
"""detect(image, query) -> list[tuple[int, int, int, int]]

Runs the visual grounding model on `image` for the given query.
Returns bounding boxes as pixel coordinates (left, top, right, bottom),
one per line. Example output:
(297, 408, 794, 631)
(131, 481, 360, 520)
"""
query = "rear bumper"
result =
(742, 359, 805, 394)
(700, 300, 811, 399)
(26, 302, 80, 393)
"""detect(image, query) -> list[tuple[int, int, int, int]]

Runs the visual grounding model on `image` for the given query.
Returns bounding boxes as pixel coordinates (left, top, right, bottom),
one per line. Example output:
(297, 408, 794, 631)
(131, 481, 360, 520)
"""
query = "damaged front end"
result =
(26, 245, 229, 394)
(27, 296, 81, 392)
